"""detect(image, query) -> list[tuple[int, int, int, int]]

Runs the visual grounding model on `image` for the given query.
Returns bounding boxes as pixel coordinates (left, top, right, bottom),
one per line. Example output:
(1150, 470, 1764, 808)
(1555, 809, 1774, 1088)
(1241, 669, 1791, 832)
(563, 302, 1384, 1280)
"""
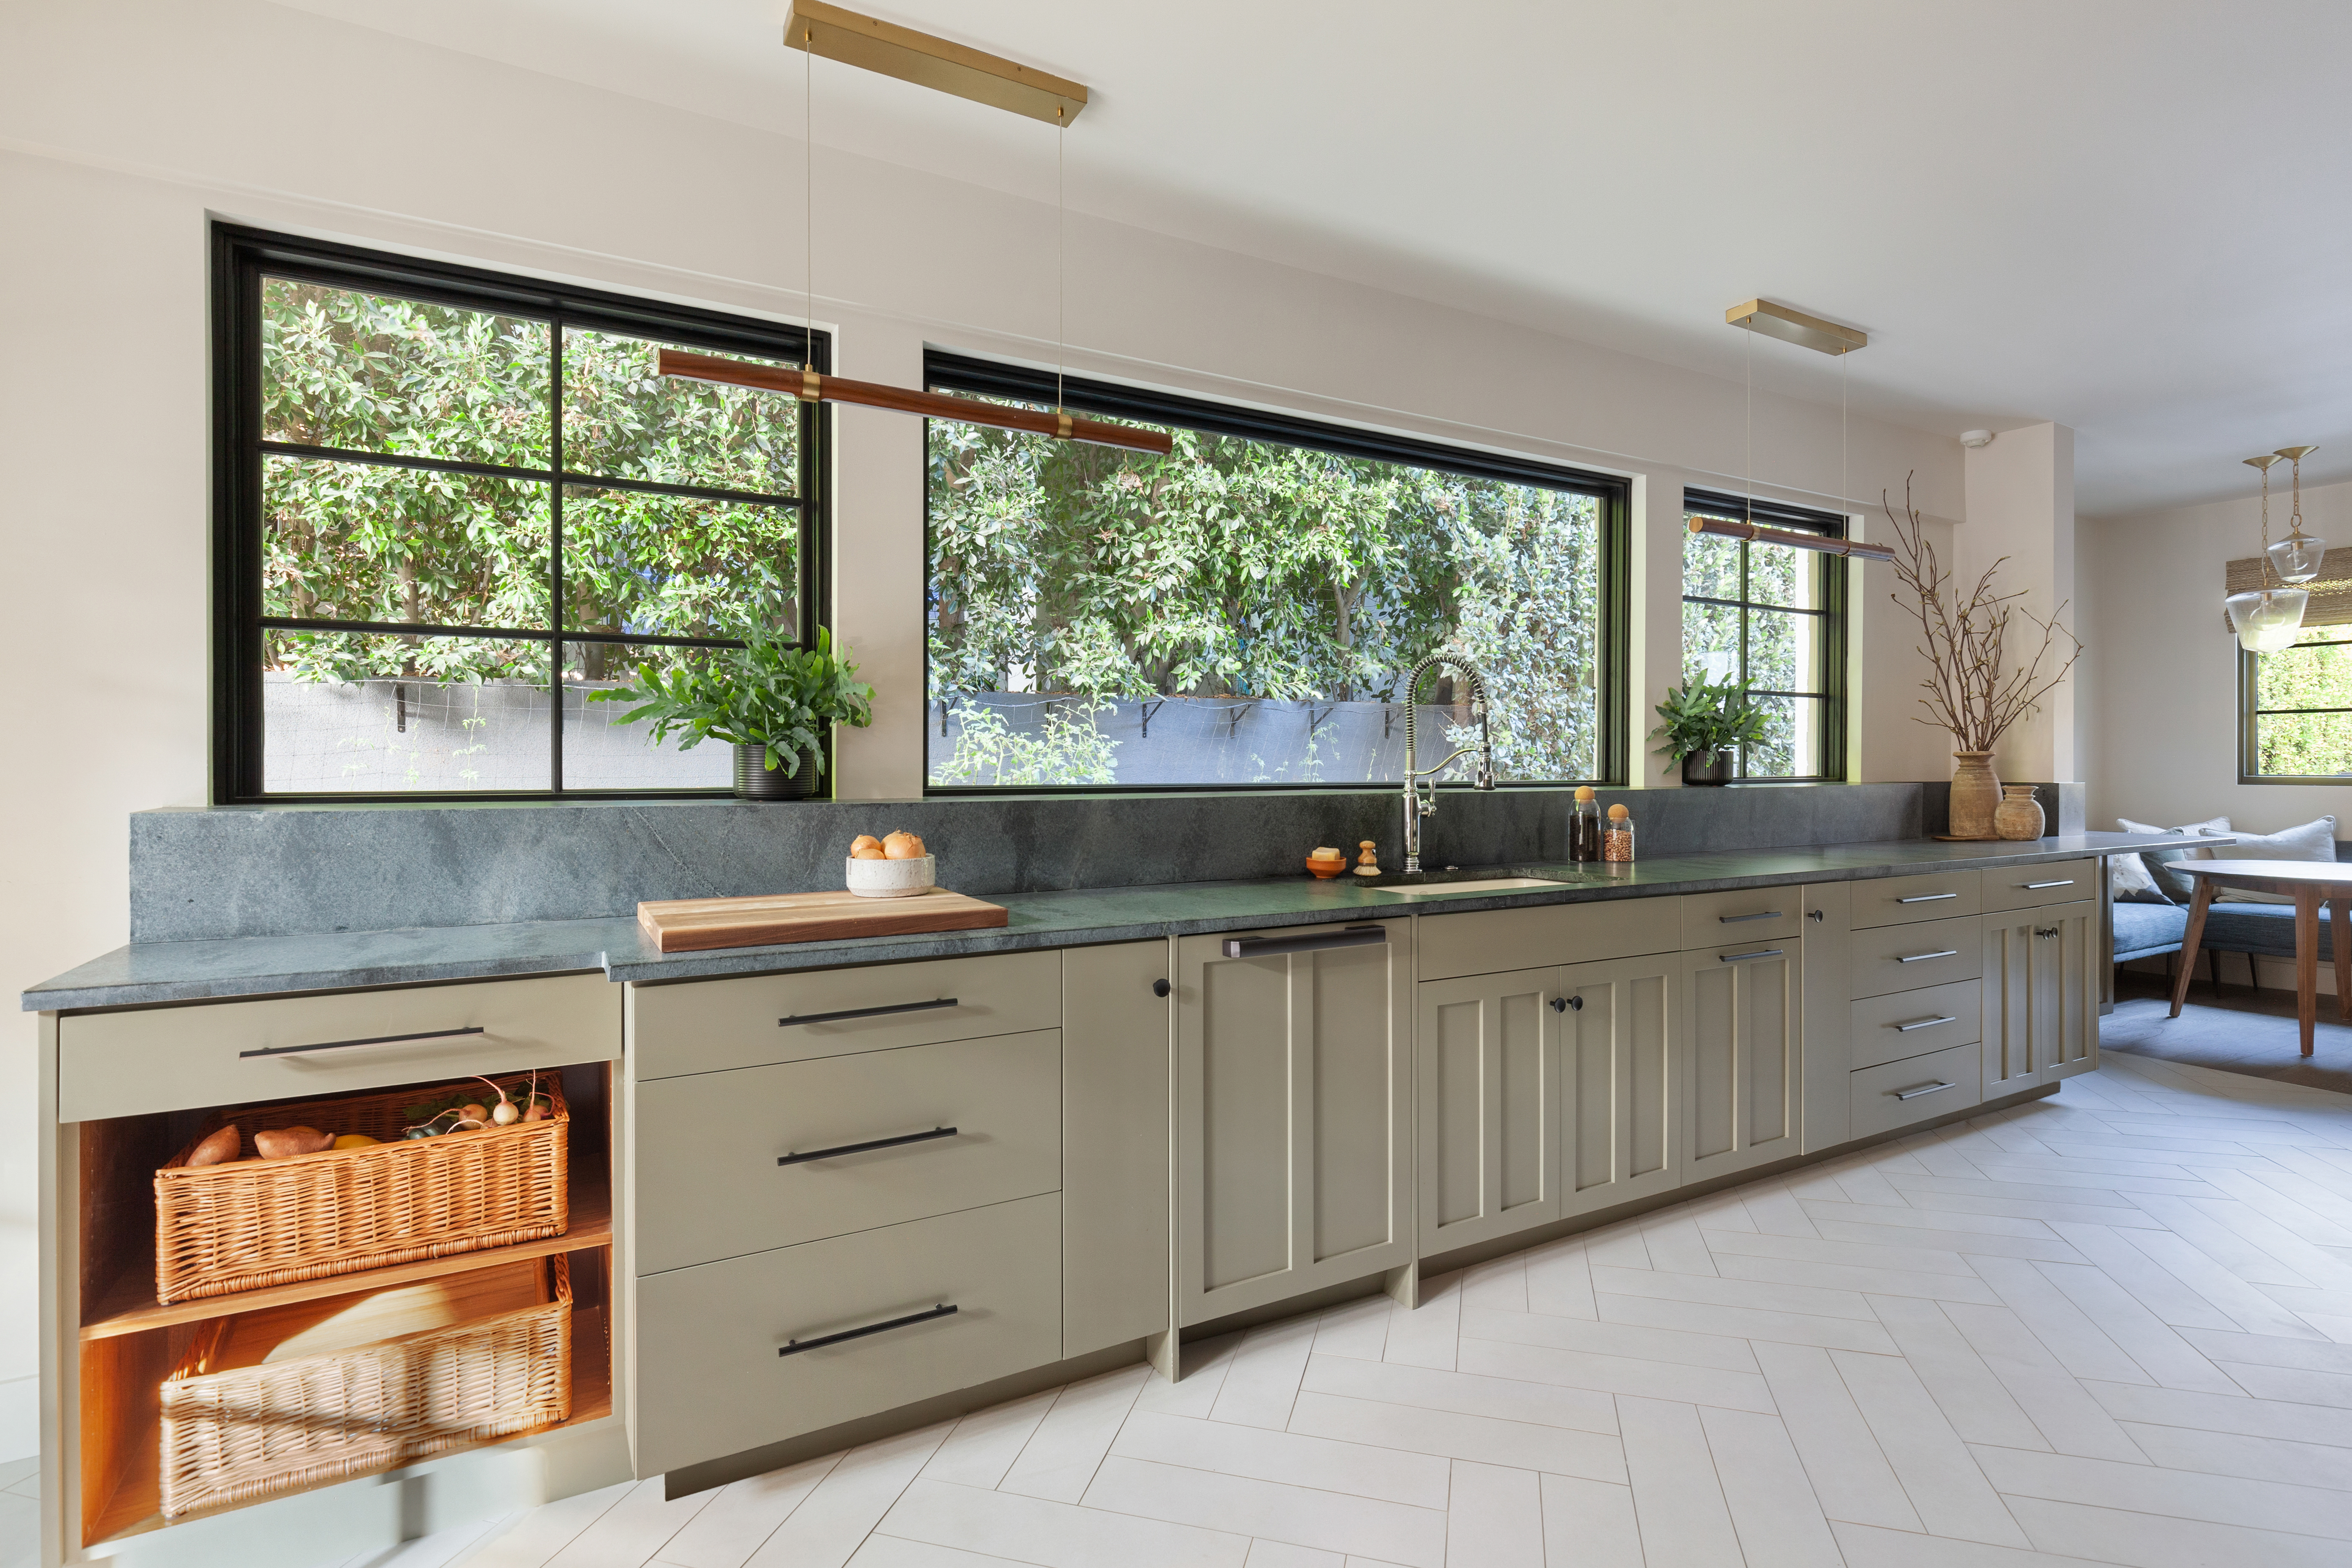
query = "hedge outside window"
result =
(1680, 491, 1847, 780)
(2242, 627, 2352, 780)
(213, 226, 825, 801)
(922, 354, 1630, 790)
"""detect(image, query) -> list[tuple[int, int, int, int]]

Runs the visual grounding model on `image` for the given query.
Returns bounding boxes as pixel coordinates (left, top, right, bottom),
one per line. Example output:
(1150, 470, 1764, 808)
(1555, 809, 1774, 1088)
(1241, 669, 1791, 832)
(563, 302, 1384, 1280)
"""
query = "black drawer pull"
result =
(1897, 949, 1960, 964)
(1718, 910, 1783, 923)
(1893, 1080, 1956, 1101)
(1719, 948, 1785, 963)
(240, 1025, 483, 1059)
(779, 1126, 957, 1166)
(1896, 892, 1959, 904)
(780, 1302, 957, 1356)
(2021, 879, 2076, 890)
(1223, 924, 1387, 959)
(780, 998, 957, 1028)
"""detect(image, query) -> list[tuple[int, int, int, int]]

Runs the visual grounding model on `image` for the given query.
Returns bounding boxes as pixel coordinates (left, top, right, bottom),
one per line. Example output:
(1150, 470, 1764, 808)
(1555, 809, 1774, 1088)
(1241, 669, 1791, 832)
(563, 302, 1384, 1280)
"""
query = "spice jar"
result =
(1569, 786, 1602, 863)
(1602, 802, 1635, 864)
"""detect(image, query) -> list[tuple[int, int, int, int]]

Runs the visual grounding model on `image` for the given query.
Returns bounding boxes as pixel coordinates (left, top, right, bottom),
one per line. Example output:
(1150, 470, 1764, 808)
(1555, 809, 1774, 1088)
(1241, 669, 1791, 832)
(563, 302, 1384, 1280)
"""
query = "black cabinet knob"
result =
(1152, 978, 1172, 998)
(1550, 995, 1583, 1013)
(1807, 909, 1826, 923)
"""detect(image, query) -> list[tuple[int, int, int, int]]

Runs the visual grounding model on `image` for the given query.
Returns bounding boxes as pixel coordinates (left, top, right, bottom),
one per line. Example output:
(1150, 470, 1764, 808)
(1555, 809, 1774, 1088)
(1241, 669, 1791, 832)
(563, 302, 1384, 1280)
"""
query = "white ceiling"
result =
(277, 0, 2352, 517)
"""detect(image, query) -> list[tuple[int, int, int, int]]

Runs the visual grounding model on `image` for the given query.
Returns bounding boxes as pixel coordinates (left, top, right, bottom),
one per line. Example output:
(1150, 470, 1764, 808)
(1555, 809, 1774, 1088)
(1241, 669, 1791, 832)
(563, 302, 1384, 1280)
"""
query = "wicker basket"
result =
(160, 1254, 572, 1519)
(155, 1073, 569, 1305)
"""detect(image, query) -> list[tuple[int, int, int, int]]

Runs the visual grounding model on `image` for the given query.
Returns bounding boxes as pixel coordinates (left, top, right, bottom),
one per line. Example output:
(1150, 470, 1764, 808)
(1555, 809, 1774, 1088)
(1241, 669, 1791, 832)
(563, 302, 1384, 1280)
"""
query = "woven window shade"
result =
(2224, 549, 2352, 632)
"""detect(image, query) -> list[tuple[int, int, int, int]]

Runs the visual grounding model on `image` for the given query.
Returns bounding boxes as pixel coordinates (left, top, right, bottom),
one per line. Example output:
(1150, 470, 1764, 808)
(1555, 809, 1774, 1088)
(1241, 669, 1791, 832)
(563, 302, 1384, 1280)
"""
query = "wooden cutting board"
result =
(637, 887, 1010, 954)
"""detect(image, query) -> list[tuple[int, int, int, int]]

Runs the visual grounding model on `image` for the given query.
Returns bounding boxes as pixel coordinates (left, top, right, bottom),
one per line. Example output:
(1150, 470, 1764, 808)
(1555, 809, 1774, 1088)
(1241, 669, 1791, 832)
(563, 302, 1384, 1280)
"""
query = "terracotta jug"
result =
(1949, 751, 2001, 839)
(1994, 784, 2046, 841)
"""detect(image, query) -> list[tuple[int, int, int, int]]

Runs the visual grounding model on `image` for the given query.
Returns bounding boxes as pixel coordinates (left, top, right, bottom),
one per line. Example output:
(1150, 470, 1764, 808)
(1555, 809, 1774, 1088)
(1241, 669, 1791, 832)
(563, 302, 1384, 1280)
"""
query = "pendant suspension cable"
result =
(1744, 319, 1754, 527)
(805, 23, 815, 371)
(1055, 104, 1065, 418)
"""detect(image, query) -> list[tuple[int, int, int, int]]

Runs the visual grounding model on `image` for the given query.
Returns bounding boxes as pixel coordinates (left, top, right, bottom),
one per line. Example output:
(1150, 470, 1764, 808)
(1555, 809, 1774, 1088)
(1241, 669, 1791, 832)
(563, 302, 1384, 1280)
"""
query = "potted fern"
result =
(589, 626, 874, 799)
(1650, 675, 1769, 786)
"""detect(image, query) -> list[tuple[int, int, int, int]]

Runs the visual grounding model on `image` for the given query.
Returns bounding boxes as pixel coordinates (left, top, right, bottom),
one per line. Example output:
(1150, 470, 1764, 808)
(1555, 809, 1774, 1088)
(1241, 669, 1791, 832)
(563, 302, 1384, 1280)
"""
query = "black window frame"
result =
(920, 352, 1632, 795)
(211, 223, 829, 804)
(2238, 628, 2352, 784)
(1681, 487, 1849, 783)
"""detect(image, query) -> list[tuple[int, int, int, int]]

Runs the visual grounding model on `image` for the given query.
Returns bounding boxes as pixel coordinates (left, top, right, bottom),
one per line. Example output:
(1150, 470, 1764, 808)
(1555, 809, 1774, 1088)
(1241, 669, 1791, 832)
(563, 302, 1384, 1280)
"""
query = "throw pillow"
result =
(2202, 815, 2338, 904)
(2120, 815, 2230, 904)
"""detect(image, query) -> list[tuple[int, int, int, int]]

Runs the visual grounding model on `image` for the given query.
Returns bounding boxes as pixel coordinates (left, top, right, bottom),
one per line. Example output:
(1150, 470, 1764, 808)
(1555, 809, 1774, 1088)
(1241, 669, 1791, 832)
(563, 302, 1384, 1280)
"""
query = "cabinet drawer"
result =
(1850, 1041, 1982, 1140)
(1983, 860, 2097, 913)
(635, 1193, 1063, 1475)
(58, 973, 617, 1122)
(1852, 870, 1983, 928)
(1418, 898, 1680, 981)
(1851, 914, 1984, 998)
(1851, 980, 1982, 1069)
(635, 1029, 1063, 1274)
(630, 949, 1060, 1079)
(1680, 889, 1805, 948)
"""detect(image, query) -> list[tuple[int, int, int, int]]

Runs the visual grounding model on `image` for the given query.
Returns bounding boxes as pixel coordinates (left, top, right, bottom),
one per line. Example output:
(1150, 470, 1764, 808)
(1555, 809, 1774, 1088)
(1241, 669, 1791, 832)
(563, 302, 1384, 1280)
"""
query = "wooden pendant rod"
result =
(658, 350, 1173, 456)
(1688, 514, 1894, 562)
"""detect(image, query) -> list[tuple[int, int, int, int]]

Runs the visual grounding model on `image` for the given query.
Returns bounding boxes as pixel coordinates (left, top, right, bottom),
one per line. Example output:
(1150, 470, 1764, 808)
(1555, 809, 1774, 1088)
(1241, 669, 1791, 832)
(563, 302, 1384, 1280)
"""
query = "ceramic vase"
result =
(1949, 750, 2001, 839)
(1681, 750, 1732, 786)
(1994, 784, 2046, 842)
(733, 742, 820, 800)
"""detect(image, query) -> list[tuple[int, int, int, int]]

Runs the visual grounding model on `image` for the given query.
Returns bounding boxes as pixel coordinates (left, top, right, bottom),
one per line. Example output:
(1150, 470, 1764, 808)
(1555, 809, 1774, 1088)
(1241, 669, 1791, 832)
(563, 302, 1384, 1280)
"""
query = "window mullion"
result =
(549, 316, 566, 794)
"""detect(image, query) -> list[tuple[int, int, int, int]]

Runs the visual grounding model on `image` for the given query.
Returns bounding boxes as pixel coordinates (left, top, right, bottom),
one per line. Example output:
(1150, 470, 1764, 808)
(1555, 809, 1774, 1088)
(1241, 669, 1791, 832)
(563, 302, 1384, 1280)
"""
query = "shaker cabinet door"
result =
(1558, 953, 1682, 1220)
(1983, 900, 2097, 1093)
(1172, 922, 1411, 1328)
(1681, 941, 1803, 1184)
(1416, 967, 1559, 1257)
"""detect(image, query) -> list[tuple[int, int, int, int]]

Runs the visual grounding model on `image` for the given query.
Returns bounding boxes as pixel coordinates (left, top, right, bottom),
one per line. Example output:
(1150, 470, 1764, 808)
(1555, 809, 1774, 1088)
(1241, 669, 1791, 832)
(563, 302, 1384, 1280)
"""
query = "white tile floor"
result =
(22, 1051, 2352, 1568)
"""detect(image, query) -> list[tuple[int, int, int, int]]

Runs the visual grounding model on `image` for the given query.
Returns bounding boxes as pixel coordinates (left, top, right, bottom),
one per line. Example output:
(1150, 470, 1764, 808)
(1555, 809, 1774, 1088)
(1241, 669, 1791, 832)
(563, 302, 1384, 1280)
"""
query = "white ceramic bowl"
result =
(846, 854, 936, 898)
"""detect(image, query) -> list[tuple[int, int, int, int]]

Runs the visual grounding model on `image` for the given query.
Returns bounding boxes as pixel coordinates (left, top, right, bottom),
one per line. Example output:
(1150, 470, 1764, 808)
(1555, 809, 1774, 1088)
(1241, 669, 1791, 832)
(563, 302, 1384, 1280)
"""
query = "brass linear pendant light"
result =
(1687, 299, 1894, 562)
(659, 1, 1173, 458)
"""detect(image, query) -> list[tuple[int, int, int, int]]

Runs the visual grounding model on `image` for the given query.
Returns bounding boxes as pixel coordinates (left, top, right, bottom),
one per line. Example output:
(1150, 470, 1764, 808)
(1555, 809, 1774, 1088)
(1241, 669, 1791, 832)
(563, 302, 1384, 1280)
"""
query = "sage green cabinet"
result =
(1061, 940, 1173, 1359)
(1172, 921, 1411, 1328)
(1681, 939, 1802, 1184)
(1416, 967, 1558, 1256)
(1983, 899, 2098, 1093)
(1558, 952, 1683, 1220)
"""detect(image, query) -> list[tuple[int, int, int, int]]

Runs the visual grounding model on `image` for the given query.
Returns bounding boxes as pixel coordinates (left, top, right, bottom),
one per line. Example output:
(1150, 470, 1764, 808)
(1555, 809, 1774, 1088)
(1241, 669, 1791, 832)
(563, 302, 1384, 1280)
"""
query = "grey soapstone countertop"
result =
(24, 833, 2177, 1012)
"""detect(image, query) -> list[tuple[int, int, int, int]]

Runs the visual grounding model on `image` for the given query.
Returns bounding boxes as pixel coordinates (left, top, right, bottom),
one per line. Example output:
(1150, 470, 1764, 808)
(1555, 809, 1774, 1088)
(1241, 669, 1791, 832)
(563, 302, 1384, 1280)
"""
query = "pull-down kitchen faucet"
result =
(1399, 650, 1496, 874)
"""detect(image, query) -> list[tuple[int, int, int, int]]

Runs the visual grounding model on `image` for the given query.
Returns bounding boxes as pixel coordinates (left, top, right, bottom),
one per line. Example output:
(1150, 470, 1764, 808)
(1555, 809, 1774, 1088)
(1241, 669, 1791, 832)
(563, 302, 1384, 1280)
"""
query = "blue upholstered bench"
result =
(2114, 841, 2344, 984)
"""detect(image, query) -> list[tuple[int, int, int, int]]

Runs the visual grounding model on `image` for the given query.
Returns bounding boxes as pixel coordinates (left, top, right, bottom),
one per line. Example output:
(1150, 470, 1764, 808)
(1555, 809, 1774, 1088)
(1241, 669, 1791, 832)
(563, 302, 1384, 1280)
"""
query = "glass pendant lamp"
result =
(2265, 445, 2325, 583)
(2230, 451, 2308, 651)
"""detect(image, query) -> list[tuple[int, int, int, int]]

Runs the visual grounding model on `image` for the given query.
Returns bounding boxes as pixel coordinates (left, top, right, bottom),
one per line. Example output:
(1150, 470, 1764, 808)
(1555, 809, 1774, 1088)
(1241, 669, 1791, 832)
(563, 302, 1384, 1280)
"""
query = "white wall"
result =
(2082, 475, 2352, 834)
(0, 0, 1974, 1460)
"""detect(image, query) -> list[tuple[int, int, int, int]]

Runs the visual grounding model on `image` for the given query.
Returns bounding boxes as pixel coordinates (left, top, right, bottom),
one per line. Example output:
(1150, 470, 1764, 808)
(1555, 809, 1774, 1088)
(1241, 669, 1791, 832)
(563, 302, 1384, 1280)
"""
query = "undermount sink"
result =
(1367, 872, 1571, 899)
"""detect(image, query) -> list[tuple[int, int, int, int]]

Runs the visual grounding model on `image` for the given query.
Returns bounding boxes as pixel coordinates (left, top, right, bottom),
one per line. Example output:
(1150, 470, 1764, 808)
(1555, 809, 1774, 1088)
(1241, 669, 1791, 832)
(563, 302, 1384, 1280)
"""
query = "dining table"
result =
(2166, 859, 2352, 1056)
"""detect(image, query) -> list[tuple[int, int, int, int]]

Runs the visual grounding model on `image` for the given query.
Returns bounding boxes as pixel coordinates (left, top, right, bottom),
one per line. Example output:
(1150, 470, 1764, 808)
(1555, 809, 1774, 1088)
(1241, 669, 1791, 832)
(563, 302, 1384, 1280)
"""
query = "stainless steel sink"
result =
(1366, 871, 1571, 899)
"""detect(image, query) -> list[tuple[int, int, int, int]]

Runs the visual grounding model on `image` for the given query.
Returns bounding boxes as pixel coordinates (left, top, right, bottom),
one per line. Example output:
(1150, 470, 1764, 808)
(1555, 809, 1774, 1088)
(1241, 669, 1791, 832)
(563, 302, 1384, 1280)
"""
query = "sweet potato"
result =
(186, 1125, 241, 1168)
(254, 1126, 334, 1160)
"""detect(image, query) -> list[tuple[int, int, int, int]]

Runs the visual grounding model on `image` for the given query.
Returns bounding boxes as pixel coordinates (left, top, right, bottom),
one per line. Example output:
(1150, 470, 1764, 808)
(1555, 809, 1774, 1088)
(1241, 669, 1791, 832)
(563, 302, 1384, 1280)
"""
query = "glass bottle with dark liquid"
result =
(1569, 785, 1602, 862)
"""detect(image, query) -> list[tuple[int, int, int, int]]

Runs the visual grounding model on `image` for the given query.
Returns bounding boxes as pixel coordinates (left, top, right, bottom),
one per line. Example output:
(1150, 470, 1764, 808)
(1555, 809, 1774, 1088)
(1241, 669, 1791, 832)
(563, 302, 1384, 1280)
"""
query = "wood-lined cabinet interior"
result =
(1172, 921, 1411, 1328)
(52, 979, 624, 1565)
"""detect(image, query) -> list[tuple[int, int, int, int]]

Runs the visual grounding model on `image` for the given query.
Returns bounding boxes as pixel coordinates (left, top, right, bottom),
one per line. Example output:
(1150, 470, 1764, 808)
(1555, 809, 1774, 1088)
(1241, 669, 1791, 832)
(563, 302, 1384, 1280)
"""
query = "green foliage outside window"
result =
(926, 409, 1607, 785)
(2252, 627, 2352, 776)
(261, 281, 805, 689)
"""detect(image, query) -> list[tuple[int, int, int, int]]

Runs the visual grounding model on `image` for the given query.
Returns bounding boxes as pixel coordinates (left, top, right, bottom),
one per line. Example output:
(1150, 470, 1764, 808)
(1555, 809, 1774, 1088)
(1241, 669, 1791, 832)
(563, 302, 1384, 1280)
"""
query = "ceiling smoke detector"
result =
(1960, 430, 1995, 448)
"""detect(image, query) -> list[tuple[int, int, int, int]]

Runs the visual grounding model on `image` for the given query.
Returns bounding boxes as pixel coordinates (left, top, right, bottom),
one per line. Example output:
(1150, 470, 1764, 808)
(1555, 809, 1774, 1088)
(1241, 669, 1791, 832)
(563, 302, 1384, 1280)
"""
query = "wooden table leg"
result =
(2333, 897, 2351, 1024)
(2296, 887, 2320, 1056)
(2169, 879, 2215, 1018)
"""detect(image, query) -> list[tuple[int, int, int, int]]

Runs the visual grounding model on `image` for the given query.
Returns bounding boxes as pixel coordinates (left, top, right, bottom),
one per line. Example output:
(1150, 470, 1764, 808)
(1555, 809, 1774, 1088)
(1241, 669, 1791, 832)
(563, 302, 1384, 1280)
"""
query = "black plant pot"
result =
(1680, 750, 1732, 787)
(732, 743, 820, 801)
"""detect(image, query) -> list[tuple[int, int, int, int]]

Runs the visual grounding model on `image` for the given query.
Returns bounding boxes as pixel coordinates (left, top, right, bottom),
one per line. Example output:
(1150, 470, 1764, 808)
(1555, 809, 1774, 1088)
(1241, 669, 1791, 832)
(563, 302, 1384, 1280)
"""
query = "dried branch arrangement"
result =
(1883, 475, 2081, 752)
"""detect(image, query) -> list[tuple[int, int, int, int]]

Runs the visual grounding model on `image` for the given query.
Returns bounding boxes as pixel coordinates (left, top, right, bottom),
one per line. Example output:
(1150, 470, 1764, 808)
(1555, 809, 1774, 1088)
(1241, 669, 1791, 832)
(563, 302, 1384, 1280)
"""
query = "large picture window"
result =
(2242, 627, 2352, 780)
(213, 226, 825, 801)
(1681, 490, 1847, 780)
(923, 354, 1628, 791)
